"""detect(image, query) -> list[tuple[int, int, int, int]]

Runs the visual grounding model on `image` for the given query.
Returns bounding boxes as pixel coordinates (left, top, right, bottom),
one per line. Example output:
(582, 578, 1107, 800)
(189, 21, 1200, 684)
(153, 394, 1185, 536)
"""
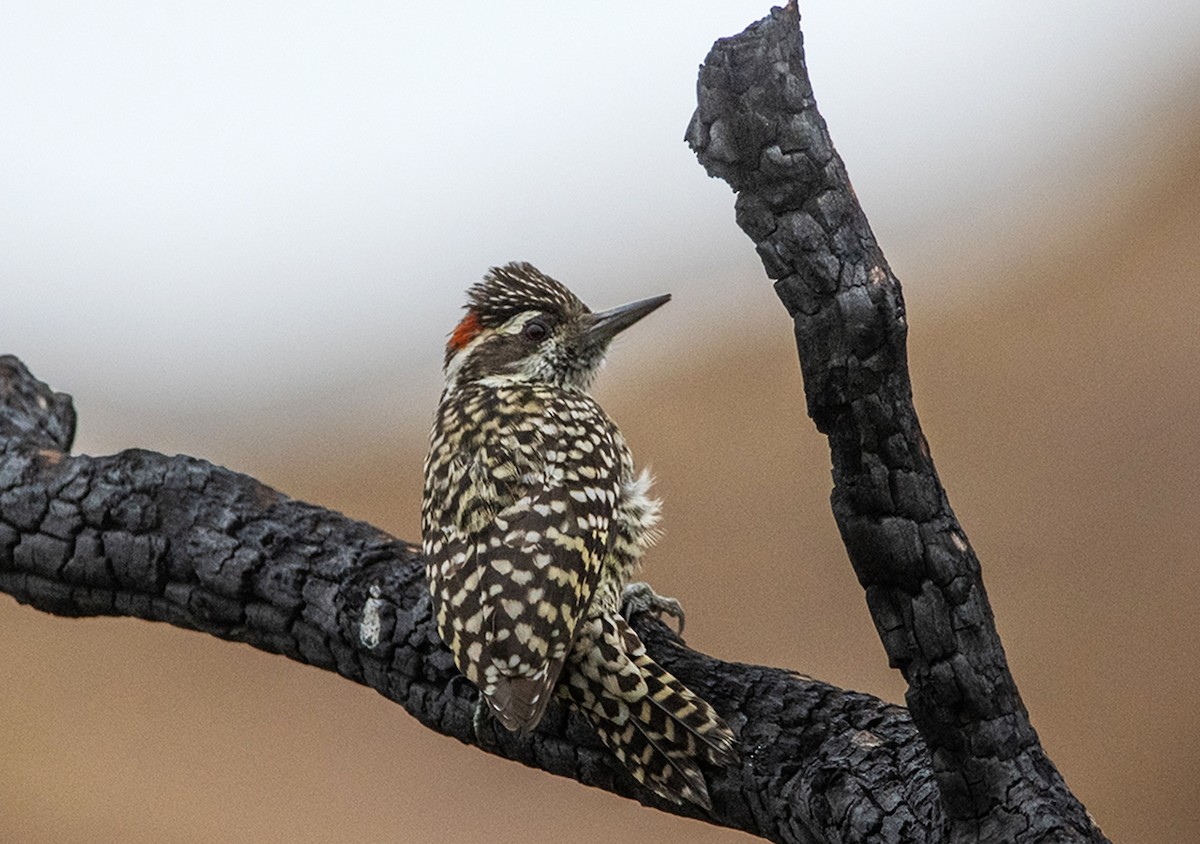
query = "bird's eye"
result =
(522, 318, 550, 343)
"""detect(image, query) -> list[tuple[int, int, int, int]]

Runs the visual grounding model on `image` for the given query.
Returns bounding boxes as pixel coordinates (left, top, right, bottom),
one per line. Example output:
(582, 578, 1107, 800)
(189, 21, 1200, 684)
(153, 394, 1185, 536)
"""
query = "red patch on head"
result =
(448, 310, 483, 353)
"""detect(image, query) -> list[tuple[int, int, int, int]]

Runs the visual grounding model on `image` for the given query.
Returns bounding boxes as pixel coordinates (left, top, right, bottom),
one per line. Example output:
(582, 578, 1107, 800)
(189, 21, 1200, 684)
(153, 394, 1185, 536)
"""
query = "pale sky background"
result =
(3, 1, 1199, 454)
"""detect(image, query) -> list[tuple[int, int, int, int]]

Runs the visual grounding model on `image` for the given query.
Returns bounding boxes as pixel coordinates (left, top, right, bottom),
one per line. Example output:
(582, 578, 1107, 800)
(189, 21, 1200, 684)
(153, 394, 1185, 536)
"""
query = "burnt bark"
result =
(1, 353, 938, 842)
(1, 5, 1106, 843)
(686, 3, 1106, 842)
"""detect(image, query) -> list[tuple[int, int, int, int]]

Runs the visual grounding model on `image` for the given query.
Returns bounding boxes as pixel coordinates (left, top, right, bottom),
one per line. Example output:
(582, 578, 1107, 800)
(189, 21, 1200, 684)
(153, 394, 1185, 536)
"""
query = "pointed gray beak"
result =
(584, 293, 671, 347)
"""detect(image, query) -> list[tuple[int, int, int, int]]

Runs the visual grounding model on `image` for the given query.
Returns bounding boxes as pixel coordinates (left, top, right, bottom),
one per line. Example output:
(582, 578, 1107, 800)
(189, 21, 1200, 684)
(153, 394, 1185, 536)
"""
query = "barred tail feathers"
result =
(560, 614, 736, 809)
(629, 649, 737, 766)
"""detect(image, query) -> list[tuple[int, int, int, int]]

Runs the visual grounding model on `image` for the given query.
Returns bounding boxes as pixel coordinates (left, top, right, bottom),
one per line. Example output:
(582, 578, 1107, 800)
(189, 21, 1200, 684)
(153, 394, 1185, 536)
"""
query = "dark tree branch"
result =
(0, 6, 1107, 844)
(686, 4, 1106, 842)
(0, 354, 941, 843)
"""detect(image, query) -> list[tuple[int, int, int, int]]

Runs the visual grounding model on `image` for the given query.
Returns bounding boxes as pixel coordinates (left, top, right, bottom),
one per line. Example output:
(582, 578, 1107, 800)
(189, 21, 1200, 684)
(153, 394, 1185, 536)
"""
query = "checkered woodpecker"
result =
(422, 262, 737, 809)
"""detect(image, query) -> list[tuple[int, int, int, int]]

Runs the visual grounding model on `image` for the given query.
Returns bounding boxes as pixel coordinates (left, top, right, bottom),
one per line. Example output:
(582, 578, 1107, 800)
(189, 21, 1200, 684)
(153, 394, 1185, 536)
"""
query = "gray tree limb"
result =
(0, 353, 939, 842)
(0, 4, 1105, 843)
(686, 3, 1106, 842)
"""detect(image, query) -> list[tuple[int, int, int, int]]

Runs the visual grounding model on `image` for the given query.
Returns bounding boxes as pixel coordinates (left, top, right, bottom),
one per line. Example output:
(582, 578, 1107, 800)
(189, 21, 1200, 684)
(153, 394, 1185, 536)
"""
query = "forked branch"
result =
(0, 4, 1104, 843)
(686, 3, 1105, 841)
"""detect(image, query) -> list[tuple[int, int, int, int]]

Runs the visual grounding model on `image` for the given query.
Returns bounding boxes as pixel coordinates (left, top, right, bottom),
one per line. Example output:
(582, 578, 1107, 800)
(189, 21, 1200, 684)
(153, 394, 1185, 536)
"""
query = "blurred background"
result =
(2, 2, 1199, 841)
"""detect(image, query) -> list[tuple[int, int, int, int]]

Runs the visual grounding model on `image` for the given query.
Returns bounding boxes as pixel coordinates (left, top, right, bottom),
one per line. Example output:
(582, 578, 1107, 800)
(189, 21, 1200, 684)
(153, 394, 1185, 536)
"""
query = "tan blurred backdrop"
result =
(5, 107, 1200, 842)
(4, 6, 1200, 844)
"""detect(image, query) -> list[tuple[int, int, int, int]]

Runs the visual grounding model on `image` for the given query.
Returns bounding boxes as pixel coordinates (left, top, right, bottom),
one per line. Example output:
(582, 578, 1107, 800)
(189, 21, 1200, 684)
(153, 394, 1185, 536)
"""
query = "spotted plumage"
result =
(422, 262, 736, 808)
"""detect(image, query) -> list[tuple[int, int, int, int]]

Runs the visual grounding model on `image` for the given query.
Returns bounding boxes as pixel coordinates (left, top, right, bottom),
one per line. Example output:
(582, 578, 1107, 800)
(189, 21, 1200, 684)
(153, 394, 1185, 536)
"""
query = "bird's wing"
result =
(428, 400, 619, 733)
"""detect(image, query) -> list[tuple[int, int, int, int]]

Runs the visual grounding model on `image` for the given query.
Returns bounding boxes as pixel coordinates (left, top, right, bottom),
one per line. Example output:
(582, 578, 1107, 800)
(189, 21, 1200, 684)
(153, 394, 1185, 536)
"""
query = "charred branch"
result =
(0, 4, 1106, 843)
(686, 4, 1105, 842)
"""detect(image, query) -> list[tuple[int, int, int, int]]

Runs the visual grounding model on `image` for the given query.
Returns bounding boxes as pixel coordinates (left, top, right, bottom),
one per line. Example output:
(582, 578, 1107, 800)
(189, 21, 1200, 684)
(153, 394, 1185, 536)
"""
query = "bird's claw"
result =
(472, 694, 499, 749)
(621, 581, 686, 634)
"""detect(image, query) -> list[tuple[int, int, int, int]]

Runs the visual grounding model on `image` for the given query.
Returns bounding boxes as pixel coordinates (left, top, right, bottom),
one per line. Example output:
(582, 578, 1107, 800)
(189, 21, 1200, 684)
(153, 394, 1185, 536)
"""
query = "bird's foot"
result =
(472, 694, 499, 749)
(621, 581, 685, 634)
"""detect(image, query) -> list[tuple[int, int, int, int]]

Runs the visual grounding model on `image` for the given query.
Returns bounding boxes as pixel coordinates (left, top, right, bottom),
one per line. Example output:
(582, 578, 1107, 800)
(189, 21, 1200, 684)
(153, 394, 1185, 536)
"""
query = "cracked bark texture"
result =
(1, 6, 1107, 844)
(1, 352, 941, 842)
(685, 4, 1106, 843)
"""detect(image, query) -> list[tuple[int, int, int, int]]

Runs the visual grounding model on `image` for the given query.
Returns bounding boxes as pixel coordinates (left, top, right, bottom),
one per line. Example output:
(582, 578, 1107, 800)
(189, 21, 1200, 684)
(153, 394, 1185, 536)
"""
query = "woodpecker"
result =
(422, 262, 736, 809)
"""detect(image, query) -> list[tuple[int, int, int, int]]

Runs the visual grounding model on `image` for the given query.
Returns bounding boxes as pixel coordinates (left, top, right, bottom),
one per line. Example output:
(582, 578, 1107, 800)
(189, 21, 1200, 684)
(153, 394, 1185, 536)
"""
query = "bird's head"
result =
(443, 262, 670, 391)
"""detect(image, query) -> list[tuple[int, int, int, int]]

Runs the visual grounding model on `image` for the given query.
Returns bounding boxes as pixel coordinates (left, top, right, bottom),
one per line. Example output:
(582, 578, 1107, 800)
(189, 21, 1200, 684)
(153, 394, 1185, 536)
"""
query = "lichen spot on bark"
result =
(360, 584, 385, 648)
